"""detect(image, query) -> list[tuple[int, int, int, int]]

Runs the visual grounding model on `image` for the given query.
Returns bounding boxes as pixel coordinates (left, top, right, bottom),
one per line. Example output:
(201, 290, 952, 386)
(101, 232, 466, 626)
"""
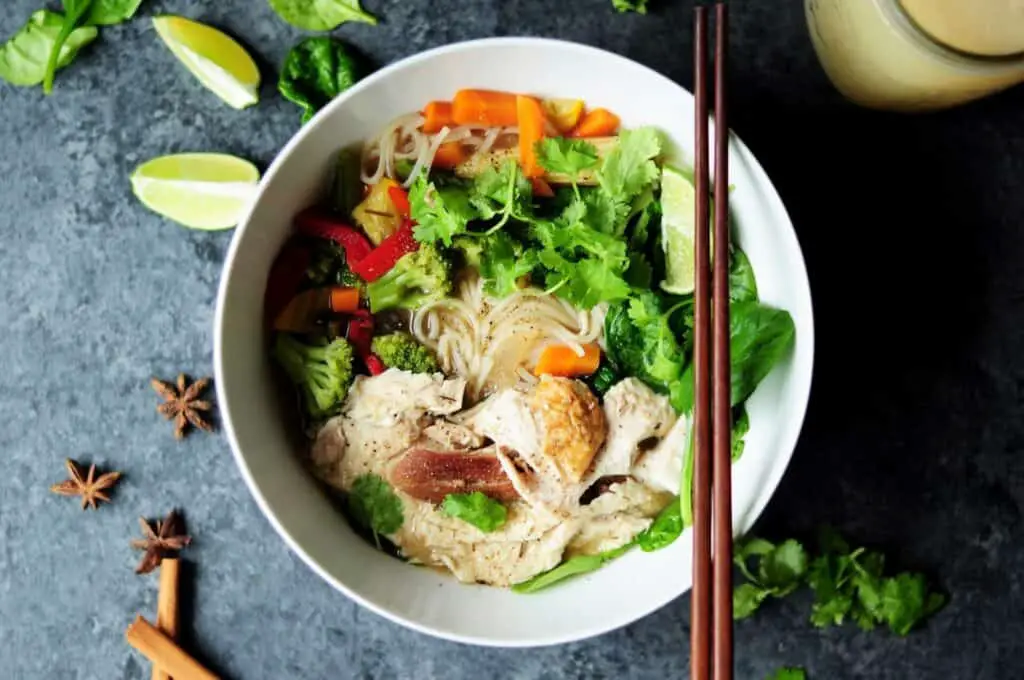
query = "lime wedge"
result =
(660, 165, 709, 296)
(153, 16, 260, 110)
(131, 153, 260, 230)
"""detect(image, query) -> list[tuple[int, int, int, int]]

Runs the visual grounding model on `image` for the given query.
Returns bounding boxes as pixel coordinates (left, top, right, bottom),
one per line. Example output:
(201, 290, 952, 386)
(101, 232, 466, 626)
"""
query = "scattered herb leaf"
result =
(348, 474, 403, 547)
(269, 0, 377, 31)
(612, 0, 649, 13)
(441, 492, 508, 533)
(279, 36, 359, 124)
(767, 669, 807, 680)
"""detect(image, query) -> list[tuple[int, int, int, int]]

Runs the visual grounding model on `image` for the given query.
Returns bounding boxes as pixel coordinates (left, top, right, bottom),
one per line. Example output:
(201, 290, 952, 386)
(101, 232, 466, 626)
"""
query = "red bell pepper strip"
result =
(350, 220, 420, 282)
(365, 355, 387, 376)
(294, 208, 372, 269)
(264, 241, 311, 325)
(387, 185, 411, 219)
(346, 310, 374, 362)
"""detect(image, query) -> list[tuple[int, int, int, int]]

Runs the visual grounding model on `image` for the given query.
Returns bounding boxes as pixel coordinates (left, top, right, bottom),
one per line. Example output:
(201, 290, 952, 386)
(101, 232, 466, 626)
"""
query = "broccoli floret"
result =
(453, 235, 484, 270)
(371, 332, 440, 374)
(366, 244, 453, 312)
(272, 334, 355, 419)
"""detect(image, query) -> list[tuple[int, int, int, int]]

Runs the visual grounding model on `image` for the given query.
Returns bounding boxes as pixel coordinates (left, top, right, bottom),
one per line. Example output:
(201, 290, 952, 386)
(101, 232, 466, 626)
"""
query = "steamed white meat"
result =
(583, 378, 677, 487)
(633, 413, 690, 494)
(568, 478, 674, 555)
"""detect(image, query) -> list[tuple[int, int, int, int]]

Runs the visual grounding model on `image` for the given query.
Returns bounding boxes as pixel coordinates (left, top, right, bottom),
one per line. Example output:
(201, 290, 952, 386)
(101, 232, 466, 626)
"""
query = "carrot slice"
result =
(517, 95, 546, 179)
(422, 101, 454, 133)
(329, 287, 361, 313)
(570, 108, 621, 138)
(452, 89, 519, 127)
(534, 343, 601, 377)
(432, 142, 469, 169)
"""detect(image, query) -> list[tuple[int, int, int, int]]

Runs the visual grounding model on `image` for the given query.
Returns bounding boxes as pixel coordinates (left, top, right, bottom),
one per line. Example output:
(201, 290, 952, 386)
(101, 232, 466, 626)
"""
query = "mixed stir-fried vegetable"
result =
(264, 88, 797, 591)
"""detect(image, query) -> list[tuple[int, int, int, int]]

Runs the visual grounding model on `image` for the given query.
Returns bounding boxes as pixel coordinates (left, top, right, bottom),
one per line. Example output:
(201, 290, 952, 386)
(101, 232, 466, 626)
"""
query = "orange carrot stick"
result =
(452, 89, 519, 127)
(534, 343, 601, 377)
(517, 95, 546, 179)
(329, 287, 361, 313)
(570, 108, 621, 138)
(432, 142, 469, 169)
(422, 101, 453, 133)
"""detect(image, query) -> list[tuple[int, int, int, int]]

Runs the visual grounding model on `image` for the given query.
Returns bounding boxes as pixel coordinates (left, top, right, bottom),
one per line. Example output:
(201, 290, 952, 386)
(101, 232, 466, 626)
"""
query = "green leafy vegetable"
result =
(0, 10, 97, 87)
(279, 36, 359, 124)
(766, 668, 806, 680)
(305, 241, 360, 287)
(536, 138, 600, 182)
(605, 292, 687, 396)
(271, 334, 355, 419)
(441, 492, 508, 533)
(269, 0, 377, 31)
(596, 126, 662, 216)
(588, 361, 621, 396)
(729, 247, 759, 302)
(43, 0, 96, 94)
(470, 159, 533, 229)
(409, 175, 479, 246)
(455, 232, 537, 298)
(512, 543, 633, 594)
(612, 0, 649, 13)
(86, 0, 143, 26)
(736, 528, 947, 636)
(371, 332, 440, 374)
(636, 498, 682, 552)
(348, 473, 403, 547)
(731, 406, 750, 461)
(673, 301, 795, 412)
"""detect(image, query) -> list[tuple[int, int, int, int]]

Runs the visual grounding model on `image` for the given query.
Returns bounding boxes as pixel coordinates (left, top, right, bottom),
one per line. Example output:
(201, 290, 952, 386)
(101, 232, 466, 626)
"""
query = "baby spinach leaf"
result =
(612, 0, 649, 13)
(636, 497, 682, 552)
(441, 492, 507, 533)
(512, 543, 633, 594)
(0, 10, 97, 87)
(269, 0, 377, 31)
(86, 0, 143, 26)
(44, 0, 96, 94)
(348, 474, 403, 546)
(731, 405, 750, 461)
(729, 247, 758, 302)
(767, 669, 806, 680)
(279, 36, 359, 124)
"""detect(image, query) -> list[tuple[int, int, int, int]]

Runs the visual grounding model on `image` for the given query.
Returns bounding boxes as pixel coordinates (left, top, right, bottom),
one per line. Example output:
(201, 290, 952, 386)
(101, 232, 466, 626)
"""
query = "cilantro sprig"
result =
(735, 528, 947, 636)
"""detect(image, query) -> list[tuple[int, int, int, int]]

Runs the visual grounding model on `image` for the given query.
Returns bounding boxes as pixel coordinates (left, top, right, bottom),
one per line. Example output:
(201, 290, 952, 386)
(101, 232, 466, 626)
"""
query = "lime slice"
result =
(660, 165, 709, 296)
(153, 16, 260, 110)
(131, 153, 260, 230)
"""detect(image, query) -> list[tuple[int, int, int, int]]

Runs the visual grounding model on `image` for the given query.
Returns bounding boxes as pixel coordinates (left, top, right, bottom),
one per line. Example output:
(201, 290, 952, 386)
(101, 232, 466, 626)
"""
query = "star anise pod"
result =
(131, 510, 192, 575)
(50, 459, 121, 510)
(151, 373, 214, 439)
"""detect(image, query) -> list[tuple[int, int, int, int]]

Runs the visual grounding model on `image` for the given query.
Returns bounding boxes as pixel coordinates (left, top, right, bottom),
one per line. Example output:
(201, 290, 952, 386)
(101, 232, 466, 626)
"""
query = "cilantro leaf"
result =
(441, 492, 508, 533)
(766, 669, 807, 680)
(759, 539, 809, 594)
(597, 126, 662, 205)
(470, 159, 533, 230)
(734, 582, 770, 619)
(731, 406, 750, 461)
(348, 474, 403, 546)
(536, 138, 600, 179)
(409, 175, 478, 246)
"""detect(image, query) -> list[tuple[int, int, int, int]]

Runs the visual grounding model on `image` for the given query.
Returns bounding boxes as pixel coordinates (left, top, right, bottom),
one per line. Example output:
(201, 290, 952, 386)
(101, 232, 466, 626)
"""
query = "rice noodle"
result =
(402, 126, 450, 189)
(411, 272, 606, 401)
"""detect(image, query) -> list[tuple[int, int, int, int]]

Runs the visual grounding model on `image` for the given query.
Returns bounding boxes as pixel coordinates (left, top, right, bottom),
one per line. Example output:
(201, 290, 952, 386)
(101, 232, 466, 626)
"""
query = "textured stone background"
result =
(2, 0, 1023, 678)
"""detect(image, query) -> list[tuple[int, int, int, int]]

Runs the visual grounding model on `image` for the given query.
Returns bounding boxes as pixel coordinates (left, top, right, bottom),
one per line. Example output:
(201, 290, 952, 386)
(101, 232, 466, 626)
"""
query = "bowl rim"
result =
(214, 35, 815, 648)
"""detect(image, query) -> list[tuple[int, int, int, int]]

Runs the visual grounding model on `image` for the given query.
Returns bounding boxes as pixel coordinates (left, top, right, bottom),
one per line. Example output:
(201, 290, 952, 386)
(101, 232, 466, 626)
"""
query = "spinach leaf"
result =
(767, 669, 806, 680)
(86, 0, 143, 26)
(605, 292, 687, 395)
(441, 492, 507, 533)
(612, 0, 649, 13)
(588, 360, 621, 396)
(269, 0, 377, 31)
(0, 10, 97, 87)
(348, 474, 403, 548)
(672, 301, 795, 412)
(729, 247, 758, 302)
(279, 36, 359, 124)
(512, 543, 633, 594)
(43, 0, 96, 94)
(636, 497, 682, 552)
(731, 405, 750, 461)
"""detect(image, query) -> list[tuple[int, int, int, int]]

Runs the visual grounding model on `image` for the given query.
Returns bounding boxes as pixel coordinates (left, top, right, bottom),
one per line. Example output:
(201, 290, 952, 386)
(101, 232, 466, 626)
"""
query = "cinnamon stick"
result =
(126, 616, 218, 680)
(153, 558, 181, 680)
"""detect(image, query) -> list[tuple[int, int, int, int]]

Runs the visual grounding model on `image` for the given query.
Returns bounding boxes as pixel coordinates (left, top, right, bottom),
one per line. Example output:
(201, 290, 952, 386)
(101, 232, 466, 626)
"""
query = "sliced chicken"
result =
(633, 411, 689, 494)
(583, 378, 677, 488)
(530, 376, 607, 483)
(567, 478, 674, 556)
(422, 420, 485, 450)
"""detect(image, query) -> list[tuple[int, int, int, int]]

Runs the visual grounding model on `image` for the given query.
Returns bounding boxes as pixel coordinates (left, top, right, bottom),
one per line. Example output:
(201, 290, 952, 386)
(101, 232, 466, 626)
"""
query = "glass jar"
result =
(805, 0, 1024, 112)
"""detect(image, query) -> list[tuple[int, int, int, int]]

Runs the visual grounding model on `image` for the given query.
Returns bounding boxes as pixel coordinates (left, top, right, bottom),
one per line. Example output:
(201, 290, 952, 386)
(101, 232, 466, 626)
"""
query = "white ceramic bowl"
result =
(215, 37, 814, 648)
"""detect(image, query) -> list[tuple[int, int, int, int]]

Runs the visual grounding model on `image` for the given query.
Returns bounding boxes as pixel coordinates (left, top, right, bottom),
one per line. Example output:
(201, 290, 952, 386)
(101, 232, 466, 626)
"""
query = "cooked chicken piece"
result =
(583, 378, 677, 488)
(530, 376, 607, 483)
(422, 420, 484, 450)
(567, 478, 674, 556)
(312, 370, 469, 490)
(389, 447, 520, 503)
(633, 411, 689, 494)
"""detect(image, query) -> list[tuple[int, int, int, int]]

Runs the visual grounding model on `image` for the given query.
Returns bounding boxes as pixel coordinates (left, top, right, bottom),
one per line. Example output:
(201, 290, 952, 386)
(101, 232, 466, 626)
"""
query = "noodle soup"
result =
(262, 89, 796, 591)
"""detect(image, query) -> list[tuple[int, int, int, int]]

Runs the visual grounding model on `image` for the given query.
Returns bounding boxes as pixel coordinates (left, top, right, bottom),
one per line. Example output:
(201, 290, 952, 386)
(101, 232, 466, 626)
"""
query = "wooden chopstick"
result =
(711, 3, 733, 679)
(690, 6, 713, 680)
(691, 4, 733, 680)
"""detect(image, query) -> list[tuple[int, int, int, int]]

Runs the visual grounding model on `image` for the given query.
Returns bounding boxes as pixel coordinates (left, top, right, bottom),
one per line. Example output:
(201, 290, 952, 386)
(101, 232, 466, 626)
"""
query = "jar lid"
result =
(899, 0, 1024, 57)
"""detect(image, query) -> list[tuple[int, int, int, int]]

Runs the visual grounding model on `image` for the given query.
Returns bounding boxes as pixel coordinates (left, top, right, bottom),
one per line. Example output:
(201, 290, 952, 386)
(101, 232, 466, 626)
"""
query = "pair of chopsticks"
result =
(691, 4, 732, 680)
